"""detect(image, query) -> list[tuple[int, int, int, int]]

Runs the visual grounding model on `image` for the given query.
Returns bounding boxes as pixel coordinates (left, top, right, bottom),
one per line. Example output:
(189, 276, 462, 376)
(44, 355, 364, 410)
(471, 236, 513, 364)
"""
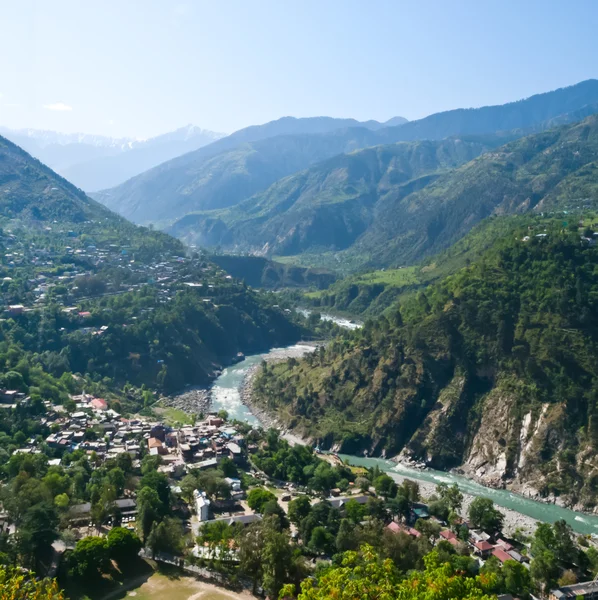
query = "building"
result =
(90, 398, 108, 411)
(550, 581, 598, 600)
(194, 490, 211, 522)
(491, 547, 513, 564)
(473, 540, 494, 558)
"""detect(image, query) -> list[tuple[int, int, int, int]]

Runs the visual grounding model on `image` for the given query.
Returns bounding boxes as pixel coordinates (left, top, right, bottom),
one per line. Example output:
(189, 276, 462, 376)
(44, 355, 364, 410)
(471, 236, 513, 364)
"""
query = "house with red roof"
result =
(492, 547, 513, 563)
(473, 540, 494, 558)
(90, 398, 108, 411)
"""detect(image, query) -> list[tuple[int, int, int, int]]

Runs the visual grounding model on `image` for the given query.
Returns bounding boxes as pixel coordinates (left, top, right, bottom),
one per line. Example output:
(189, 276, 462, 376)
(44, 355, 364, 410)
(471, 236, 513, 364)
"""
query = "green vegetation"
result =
(253, 220, 598, 506)
(209, 254, 335, 290)
(169, 113, 598, 276)
(0, 565, 64, 600)
(284, 545, 496, 600)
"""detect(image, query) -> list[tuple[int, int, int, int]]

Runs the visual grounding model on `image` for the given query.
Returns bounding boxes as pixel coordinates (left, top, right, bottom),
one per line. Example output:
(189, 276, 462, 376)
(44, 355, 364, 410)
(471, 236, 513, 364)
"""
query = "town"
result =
(3, 379, 598, 600)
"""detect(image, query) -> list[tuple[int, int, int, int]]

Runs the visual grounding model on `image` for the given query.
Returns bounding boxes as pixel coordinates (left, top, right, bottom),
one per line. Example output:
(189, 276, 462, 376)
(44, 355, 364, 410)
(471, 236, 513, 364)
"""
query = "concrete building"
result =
(194, 489, 211, 522)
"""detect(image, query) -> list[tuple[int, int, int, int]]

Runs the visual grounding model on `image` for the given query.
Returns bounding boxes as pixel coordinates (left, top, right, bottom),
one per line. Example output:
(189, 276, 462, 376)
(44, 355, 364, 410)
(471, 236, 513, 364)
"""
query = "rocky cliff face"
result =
(252, 226, 598, 510)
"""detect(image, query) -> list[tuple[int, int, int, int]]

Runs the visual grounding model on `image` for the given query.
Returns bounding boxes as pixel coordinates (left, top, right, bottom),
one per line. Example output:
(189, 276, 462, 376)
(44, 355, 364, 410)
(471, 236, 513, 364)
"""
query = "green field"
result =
(153, 405, 195, 426)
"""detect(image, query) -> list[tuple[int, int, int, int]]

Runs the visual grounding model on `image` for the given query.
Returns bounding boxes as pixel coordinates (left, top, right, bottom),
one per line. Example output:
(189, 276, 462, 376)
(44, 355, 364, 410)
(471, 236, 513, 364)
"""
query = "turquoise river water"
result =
(210, 341, 598, 535)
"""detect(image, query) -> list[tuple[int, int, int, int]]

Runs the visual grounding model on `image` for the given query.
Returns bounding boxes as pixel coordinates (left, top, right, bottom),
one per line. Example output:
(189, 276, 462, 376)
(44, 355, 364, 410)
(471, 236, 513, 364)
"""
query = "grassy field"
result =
(153, 405, 195, 426)
(350, 266, 420, 286)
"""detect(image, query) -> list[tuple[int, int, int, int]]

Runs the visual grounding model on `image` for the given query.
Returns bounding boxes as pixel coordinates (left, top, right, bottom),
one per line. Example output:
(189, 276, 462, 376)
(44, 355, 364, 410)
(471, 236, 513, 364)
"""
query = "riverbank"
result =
(237, 353, 539, 535)
(385, 471, 539, 537)
(238, 345, 317, 446)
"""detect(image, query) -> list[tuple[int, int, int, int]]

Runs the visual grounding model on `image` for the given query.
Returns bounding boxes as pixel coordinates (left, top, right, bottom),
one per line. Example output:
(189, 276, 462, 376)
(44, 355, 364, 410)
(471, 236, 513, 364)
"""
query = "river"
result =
(209, 341, 598, 535)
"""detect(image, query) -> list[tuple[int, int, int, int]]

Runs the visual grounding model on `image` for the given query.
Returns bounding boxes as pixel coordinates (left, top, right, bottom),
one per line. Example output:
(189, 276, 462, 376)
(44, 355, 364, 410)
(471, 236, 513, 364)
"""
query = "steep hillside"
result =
(0, 134, 122, 223)
(167, 137, 492, 252)
(177, 114, 598, 271)
(209, 255, 336, 289)
(97, 80, 598, 228)
(0, 134, 306, 395)
(303, 216, 526, 316)
(92, 116, 407, 224)
(375, 78, 598, 142)
(252, 221, 598, 508)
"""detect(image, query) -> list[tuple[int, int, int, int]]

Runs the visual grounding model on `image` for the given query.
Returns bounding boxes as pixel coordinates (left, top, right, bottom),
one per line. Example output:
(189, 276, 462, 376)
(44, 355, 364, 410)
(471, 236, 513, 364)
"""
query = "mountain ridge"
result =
(94, 79, 598, 229)
(171, 112, 598, 272)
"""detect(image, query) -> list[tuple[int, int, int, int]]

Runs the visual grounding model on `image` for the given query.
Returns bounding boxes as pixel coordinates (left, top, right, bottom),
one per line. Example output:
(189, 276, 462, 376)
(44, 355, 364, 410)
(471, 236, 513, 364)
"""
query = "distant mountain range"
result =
(91, 116, 409, 224)
(166, 110, 598, 272)
(0, 124, 225, 192)
(94, 80, 598, 239)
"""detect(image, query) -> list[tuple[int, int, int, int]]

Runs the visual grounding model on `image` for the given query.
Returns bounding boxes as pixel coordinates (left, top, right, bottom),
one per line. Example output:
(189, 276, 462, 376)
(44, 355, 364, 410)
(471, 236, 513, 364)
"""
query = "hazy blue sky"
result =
(1, 0, 597, 138)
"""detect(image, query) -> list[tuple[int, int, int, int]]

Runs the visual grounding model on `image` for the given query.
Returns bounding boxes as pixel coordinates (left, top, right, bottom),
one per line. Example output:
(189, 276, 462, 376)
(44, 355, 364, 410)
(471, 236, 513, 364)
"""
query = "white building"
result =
(194, 489, 210, 521)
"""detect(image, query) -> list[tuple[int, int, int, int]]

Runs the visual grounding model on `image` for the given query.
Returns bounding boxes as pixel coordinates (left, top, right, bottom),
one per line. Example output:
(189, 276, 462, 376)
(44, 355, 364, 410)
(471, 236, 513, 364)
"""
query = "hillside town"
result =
(2, 379, 598, 600)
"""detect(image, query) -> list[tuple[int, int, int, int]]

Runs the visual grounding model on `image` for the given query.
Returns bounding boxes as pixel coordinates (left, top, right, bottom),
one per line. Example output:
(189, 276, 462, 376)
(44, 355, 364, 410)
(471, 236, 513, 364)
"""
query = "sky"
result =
(0, 0, 597, 139)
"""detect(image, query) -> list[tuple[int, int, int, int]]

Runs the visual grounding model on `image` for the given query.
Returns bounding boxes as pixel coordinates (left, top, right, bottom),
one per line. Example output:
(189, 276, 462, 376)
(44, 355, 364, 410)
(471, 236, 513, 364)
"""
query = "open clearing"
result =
(123, 572, 252, 600)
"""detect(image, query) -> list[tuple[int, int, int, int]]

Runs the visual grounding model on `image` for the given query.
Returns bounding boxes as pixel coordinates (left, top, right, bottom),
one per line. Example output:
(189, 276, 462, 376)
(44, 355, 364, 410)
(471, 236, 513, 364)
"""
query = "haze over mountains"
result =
(89, 80, 598, 261)
(0, 124, 224, 192)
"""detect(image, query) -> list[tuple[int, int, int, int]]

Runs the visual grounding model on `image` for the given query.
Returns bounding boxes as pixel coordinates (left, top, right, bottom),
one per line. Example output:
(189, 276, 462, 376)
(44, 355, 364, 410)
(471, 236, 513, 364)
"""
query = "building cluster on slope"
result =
(0, 225, 237, 318)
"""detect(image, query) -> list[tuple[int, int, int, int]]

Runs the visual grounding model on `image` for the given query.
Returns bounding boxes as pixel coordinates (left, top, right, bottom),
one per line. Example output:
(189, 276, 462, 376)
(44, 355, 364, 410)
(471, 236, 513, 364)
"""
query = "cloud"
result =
(43, 102, 73, 111)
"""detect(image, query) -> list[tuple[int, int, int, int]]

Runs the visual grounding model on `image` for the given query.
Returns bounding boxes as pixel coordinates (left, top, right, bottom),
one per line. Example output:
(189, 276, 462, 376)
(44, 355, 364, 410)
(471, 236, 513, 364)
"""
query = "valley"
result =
(4, 65, 598, 600)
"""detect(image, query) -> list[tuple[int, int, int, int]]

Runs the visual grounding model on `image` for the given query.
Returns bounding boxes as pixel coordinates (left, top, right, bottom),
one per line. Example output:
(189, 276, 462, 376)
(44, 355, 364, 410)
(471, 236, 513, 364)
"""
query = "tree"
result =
(398, 479, 420, 502)
(355, 477, 370, 493)
(262, 500, 289, 529)
(238, 516, 295, 599)
(336, 519, 357, 552)
(385, 495, 410, 521)
(530, 549, 559, 593)
(503, 559, 532, 599)
(373, 474, 396, 498)
(17, 503, 58, 569)
(415, 518, 441, 542)
(107, 527, 142, 565)
(345, 498, 367, 524)
(0, 566, 64, 600)
(428, 499, 450, 522)
(247, 488, 277, 513)
(69, 536, 110, 580)
(147, 517, 184, 557)
(288, 496, 311, 526)
(436, 483, 463, 512)
(294, 545, 495, 600)
(309, 526, 334, 555)
(468, 497, 504, 532)
(136, 487, 162, 543)
(139, 471, 170, 512)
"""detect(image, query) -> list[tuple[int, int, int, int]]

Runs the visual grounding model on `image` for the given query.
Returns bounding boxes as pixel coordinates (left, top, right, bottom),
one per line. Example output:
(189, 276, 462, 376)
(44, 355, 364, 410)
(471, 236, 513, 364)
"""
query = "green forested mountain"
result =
(167, 137, 493, 252)
(303, 216, 528, 316)
(209, 254, 336, 289)
(252, 218, 598, 508)
(0, 135, 307, 406)
(0, 134, 119, 223)
(174, 113, 598, 272)
(92, 117, 407, 225)
(95, 80, 598, 229)
(374, 79, 598, 141)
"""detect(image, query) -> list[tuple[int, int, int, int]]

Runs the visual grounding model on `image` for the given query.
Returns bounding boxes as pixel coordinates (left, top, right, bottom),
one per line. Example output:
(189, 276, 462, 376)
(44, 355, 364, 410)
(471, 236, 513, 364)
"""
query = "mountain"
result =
(175, 113, 598, 272)
(373, 78, 598, 142)
(166, 136, 493, 251)
(0, 133, 122, 224)
(0, 125, 224, 192)
(209, 254, 336, 289)
(95, 80, 598, 229)
(92, 116, 409, 225)
(252, 217, 598, 508)
(0, 132, 307, 396)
